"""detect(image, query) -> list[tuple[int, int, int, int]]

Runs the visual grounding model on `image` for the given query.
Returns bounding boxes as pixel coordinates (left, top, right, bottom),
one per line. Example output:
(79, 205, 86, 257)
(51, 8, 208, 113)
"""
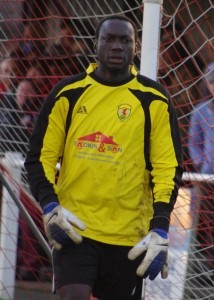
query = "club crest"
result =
(117, 104, 132, 121)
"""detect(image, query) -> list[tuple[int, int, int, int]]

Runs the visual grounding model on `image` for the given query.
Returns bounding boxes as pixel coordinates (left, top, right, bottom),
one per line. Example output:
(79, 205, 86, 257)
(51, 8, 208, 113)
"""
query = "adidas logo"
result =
(77, 106, 88, 114)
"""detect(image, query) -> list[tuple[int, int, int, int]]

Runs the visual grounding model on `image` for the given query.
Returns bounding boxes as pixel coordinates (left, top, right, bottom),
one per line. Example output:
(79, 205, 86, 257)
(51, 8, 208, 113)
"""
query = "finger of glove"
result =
(50, 223, 74, 244)
(66, 214, 86, 231)
(136, 248, 166, 277)
(51, 206, 86, 231)
(136, 254, 152, 277)
(161, 263, 168, 279)
(128, 245, 147, 260)
(161, 251, 168, 279)
(142, 251, 166, 280)
(128, 236, 152, 260)
(59, 219, 83, 244)
(65, 228, 83, 244)
(44, 225, 62, 250)
(49, 237, 62, 250)
(45, 212, 83, 244)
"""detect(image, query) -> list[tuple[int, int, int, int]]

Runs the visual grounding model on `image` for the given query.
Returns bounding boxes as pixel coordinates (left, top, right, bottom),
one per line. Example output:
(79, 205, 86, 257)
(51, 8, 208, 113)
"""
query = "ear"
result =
(94, 40, 97, 53)
(135, 42, 138, 54)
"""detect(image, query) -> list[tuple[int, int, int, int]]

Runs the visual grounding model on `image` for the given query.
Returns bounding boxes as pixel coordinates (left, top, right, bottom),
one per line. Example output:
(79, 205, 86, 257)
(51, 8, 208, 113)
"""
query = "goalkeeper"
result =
(25, 15, 183, 300)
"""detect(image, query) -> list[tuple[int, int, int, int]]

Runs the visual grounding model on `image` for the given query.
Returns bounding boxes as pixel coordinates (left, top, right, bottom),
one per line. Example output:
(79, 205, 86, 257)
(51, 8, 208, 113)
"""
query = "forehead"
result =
(18, 80, 33, 90)
(0, 59, 12, 69)
(61, 27, 73, 35)
(99, 19, 135, 37)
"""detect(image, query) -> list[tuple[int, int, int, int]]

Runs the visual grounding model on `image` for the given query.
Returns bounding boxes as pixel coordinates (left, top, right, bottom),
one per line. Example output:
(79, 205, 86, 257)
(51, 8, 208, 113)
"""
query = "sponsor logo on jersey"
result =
(74, 132, 122, 153)
(117, 104, 132, 121)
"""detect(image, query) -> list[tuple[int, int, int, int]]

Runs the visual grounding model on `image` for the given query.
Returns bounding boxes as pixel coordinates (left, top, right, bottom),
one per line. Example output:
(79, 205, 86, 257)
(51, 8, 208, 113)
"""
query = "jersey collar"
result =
(86, 63, 138, 76)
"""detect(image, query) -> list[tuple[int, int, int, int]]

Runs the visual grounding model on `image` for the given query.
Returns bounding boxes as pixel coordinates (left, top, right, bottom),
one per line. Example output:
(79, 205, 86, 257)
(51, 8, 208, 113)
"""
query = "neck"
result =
(95, 65, 132, 83)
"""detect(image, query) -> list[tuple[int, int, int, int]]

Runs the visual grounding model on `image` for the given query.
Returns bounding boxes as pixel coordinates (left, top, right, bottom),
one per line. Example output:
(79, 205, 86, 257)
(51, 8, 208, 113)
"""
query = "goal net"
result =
(0, 1, 213, 299)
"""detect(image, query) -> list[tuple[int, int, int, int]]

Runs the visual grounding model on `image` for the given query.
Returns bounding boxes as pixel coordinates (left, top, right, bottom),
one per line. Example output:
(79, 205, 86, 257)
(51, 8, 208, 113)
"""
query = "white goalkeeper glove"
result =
(128, 229, 169, 280)
(43, 202, 86, 250)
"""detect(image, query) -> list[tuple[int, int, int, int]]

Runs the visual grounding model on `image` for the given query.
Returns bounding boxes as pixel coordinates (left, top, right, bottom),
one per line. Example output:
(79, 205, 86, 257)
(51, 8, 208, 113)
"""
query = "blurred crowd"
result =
(0, 14, 96, 281)
(0, 16, 95, 156)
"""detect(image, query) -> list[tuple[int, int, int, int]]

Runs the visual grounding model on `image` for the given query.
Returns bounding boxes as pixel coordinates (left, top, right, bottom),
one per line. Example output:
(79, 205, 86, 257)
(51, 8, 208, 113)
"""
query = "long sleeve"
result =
(149, 95, 183, 231)
(24, 79, 70, 208)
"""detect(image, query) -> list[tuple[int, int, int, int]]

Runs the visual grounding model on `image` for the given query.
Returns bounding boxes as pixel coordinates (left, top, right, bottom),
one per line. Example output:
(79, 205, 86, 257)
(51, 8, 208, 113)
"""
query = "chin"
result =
(108, 64, 127, 71)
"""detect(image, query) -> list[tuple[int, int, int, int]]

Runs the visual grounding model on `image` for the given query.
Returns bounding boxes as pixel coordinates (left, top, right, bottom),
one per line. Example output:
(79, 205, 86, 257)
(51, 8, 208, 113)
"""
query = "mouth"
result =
(109, 55, 124, 64)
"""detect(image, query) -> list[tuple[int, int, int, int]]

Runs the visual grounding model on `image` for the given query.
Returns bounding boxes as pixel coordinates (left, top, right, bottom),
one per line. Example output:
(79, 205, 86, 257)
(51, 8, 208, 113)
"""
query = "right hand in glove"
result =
(43, 202, 86, 250)
(128, 229, 169, 280)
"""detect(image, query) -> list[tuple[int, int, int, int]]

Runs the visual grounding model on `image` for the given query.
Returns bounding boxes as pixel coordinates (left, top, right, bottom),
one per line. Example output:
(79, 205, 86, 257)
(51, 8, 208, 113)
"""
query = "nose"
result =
(111, 39, 123, 50)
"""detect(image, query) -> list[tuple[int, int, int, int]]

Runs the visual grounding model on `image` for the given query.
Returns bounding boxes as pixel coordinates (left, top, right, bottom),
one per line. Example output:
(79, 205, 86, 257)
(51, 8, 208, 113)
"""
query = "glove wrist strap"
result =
(43, 202, 59, 214)
(152, 228, 168, 239)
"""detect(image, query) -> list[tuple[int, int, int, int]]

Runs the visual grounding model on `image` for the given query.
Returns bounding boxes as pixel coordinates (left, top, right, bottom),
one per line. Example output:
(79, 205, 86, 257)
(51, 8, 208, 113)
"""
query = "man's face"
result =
(0, 59, 14, 87)
(96, 19, 136, 72)
(16, 80, 36, 107)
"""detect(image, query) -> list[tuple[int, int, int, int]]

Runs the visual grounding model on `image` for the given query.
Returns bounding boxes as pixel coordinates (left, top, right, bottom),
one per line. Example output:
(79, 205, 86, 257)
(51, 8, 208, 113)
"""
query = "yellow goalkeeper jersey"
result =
(25, 63, 183, 246)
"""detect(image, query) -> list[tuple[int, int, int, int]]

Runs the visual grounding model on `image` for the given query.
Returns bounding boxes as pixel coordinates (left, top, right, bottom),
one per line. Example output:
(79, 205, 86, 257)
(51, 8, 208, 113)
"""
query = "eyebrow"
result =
(103, 33, 133, 39)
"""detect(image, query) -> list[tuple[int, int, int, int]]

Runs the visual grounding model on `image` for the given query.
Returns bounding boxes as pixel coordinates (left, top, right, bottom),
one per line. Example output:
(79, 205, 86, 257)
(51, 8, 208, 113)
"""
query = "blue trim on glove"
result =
(142, 229, 168, 280)
(152, 228, 168, 239)
(50, 224, 72, 244)
(143, 251, 166, 280)
(43, 202, 59, 215)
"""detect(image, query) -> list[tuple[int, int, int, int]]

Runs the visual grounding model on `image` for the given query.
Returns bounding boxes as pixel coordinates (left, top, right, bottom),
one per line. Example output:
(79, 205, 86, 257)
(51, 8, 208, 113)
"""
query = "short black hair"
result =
(95, 15, 138, 42)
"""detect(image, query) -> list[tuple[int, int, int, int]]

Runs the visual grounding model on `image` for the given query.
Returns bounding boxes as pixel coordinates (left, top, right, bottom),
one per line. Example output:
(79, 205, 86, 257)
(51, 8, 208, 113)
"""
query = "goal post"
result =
(0, 153, 51, 300)
(0, 153, 21, 300)
(140, 0, 163, 81)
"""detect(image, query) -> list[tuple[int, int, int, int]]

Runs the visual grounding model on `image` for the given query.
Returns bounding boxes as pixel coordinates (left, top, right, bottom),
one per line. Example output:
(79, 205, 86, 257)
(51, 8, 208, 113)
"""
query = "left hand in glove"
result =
(43, 203, 86, 250)
(128, 229, 169, 280)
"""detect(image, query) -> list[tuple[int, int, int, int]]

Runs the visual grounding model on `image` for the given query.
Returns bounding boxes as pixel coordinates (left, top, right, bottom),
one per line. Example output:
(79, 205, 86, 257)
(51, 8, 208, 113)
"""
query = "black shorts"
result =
(52, 237, 143, 300)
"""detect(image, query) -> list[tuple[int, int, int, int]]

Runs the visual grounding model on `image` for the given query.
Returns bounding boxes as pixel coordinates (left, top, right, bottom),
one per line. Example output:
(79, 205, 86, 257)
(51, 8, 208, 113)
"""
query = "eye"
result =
(103, 37, 113, 42)
(123, 38, 132, 43)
